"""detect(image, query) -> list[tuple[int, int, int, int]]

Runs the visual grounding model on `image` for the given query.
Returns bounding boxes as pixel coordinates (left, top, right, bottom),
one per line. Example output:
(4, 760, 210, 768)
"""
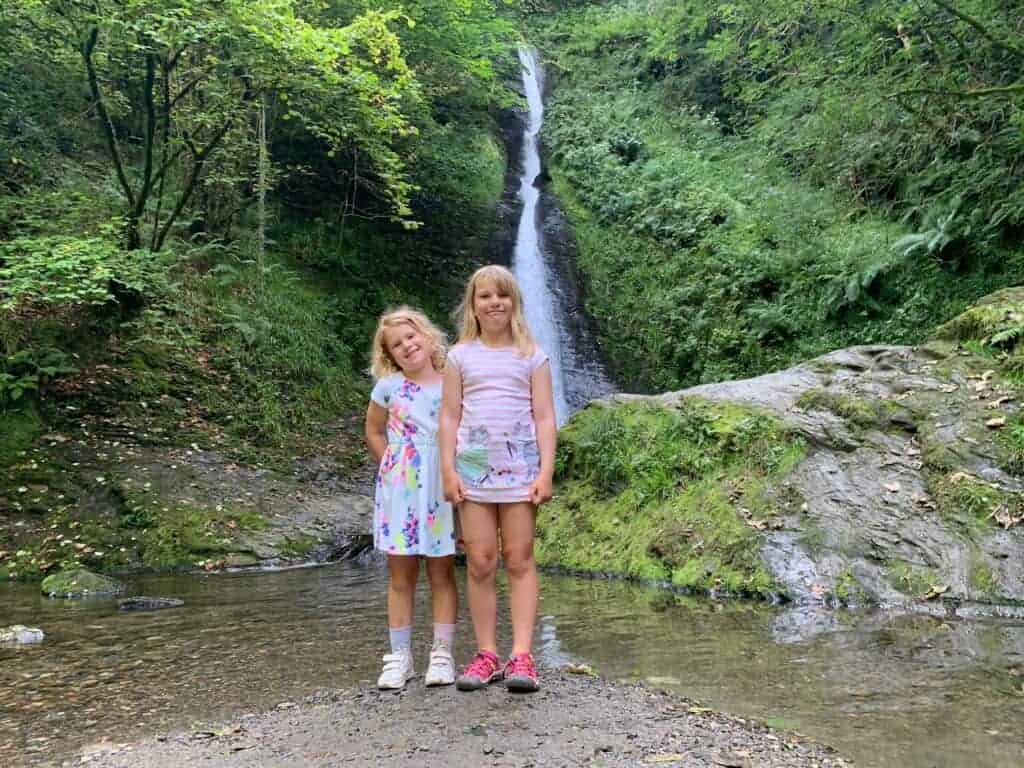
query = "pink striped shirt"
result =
(448, 340, 549, 502)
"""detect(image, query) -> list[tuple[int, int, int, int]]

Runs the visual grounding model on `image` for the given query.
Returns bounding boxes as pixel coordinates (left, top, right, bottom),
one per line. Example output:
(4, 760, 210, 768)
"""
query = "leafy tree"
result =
(4, 0, 420, 250)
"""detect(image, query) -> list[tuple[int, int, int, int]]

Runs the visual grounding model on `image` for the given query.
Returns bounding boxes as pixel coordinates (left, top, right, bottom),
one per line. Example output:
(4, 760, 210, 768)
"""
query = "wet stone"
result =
(0, 625, 45, 644)
(41, 568, 123, 598)
(117, 597, 184, 612)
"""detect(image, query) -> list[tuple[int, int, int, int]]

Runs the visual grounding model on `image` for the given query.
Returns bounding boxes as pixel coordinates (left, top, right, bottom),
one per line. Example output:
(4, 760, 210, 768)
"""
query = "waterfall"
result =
(513, 48, 614, 426)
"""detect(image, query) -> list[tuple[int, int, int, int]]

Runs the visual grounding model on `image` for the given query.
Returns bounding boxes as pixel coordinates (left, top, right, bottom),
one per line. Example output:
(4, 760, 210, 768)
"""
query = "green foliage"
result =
(0, 349, 73, 410)
(0, 236, 169, 312)
(532, 1, 1024, 391)
(0, 405, 42, 466)
(539, 399, 804, 596)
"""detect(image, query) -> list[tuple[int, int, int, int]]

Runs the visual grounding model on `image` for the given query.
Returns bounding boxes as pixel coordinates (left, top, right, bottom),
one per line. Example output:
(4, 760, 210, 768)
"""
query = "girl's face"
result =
(383, 323, 433, 376)
(472, 278, 514, 336)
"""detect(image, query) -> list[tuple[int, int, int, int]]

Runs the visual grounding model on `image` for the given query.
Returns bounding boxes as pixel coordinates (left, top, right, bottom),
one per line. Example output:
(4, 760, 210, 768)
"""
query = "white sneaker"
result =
(424, 646, 456, 687)
(377, 648, 415, 690)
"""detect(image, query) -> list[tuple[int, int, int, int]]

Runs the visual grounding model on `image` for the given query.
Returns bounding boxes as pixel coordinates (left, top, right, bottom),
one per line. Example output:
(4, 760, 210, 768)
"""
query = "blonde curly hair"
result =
(455, 264, 536, 356)
(370, 306, 448, 380)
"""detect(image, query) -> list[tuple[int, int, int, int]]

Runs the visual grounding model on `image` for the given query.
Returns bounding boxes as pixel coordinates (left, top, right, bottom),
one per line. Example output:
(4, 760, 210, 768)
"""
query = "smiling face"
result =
(383, 322, 433, 376)
(472, 278, 515, 338)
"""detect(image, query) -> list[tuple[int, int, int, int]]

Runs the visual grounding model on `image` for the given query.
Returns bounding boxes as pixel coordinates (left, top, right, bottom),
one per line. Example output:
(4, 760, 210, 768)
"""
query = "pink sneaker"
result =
(503, 652, 539, 693)
(456, 650, 503, 691)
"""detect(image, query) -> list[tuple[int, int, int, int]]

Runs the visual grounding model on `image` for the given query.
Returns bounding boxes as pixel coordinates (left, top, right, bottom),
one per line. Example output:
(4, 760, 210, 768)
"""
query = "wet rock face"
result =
(41, 568, 123, 598)
(0, 625, 44, 644)
(576, 290, 1024, 611)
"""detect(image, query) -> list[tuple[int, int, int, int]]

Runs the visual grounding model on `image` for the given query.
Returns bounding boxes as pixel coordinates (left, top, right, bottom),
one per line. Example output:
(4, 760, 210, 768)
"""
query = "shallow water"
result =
(2, 563, 1022, 767)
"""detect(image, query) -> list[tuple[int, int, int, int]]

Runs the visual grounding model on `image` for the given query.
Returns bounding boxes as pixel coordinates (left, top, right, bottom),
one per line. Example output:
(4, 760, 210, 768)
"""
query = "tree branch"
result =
(135, 51, 158, 221)
(82, 26, 135, 212)
(929, 0, 1024, 60)
(153, 119, 235, 250)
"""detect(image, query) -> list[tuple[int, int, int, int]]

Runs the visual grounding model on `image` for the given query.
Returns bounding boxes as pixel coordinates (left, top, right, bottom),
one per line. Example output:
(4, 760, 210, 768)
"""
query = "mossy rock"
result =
(933, 287, 1024, 350)
(537, 398, 803, 597)
(41, 568, 124, 598)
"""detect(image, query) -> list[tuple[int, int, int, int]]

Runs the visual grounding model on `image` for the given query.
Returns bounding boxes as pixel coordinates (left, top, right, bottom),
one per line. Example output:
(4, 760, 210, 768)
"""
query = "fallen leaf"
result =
(993, 395, 1014, 407)
(982, 369, 996, 383)
(564, 663, 596, 676)
(687, 706, 714, 714)
(646, 754, 687, 764)
(949, 471, 974, 484)
(986, 416, 1007, 429)
(923, 584, 949, 600)
(990, 504, 1024, 529)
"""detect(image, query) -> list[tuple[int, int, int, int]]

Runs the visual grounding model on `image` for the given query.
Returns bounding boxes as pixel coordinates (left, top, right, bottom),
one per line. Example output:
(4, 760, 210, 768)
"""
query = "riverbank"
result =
(67, 670, 851, 768)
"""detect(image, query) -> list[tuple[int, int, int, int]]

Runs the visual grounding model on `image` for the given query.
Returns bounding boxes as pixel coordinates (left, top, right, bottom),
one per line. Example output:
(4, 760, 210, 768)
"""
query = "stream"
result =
(2, 563, 1023, 767)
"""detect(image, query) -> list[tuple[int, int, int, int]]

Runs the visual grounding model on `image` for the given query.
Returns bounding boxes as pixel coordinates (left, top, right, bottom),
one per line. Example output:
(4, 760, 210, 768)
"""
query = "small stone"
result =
(985, 416, 1006, 428)
(0, 625, 45, 644)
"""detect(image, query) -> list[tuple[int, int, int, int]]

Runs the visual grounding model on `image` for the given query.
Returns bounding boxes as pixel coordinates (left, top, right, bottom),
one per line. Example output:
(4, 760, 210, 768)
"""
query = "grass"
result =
(537, 398, 805, 597)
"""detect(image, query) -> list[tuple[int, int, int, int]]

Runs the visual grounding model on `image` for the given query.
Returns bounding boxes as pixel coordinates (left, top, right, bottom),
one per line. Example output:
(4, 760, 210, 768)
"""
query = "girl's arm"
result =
(439, 363, 466, 504)
(364, 401, 388, 464)
(529, 361, 557, 506)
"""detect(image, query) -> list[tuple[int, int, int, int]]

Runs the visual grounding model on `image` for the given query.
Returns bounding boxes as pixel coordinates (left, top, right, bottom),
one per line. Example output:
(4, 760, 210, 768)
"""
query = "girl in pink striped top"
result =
(439, 265, 557, 693)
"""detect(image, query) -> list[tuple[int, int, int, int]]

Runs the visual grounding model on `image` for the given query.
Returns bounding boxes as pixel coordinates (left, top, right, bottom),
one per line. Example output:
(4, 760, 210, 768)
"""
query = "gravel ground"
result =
(68, 670, 853, 768)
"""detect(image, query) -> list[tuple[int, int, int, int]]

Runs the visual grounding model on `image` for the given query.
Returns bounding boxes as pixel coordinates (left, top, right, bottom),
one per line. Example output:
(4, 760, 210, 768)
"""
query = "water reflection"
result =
(1, 565, 1022, 768)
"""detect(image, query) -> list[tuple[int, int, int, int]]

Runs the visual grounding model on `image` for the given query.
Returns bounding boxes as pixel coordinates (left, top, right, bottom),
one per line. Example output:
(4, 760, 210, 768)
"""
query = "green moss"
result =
(888, 561, 940, 596)
(833, 567, 869, 605)
(933, 287, 1024, 350)
(928, 471, 1022, 534)
(116, 482, 269, 569)
(0, 404, 42, 467)
(278, 534, 318, 558)
(796, 387, 902, 432)
(798, 523, 828, 554)
(537, 399, 804, 597)
(969, 554, 999, 598)
(41, 567, 122, 597)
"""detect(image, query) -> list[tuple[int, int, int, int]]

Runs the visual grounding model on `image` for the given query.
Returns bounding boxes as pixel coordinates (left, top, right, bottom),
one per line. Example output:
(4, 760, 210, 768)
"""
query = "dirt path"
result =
(72, 671, 852, 768)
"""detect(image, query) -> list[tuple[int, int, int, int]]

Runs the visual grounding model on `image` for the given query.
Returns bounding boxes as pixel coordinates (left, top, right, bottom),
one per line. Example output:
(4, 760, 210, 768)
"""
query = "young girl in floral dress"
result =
(365, 307, 457, 689)
(439, 265, 557, 693)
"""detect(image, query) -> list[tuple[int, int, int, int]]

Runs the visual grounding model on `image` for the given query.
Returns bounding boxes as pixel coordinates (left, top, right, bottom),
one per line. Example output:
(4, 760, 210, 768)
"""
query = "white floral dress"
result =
(371, 375, 455, 557)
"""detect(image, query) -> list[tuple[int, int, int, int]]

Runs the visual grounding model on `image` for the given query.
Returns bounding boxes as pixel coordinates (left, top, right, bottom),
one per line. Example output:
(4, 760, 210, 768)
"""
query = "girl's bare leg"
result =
(499, 502, 538, 656)
(460, 500, 500, 653)
(387, 554, 420, 629)
(425, 555, 458, 625)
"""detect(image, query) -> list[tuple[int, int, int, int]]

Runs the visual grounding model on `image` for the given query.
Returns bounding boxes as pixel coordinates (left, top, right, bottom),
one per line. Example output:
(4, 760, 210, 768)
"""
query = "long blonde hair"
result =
(456, 264, 536, 356)
(370, 306, 447, 379)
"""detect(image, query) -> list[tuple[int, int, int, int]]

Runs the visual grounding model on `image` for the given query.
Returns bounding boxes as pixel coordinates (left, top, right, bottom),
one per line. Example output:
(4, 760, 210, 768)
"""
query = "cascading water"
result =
(513, 48, 614, 425)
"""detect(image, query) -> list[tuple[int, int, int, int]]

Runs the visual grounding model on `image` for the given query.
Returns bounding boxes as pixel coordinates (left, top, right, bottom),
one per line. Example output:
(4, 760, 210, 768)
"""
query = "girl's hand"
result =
(529, 474, 553, 507)
(443, 471, 466, 505)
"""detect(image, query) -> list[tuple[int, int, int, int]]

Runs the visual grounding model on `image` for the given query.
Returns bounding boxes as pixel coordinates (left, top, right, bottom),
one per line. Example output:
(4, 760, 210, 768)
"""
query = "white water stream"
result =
(513, 48, 614, 424)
